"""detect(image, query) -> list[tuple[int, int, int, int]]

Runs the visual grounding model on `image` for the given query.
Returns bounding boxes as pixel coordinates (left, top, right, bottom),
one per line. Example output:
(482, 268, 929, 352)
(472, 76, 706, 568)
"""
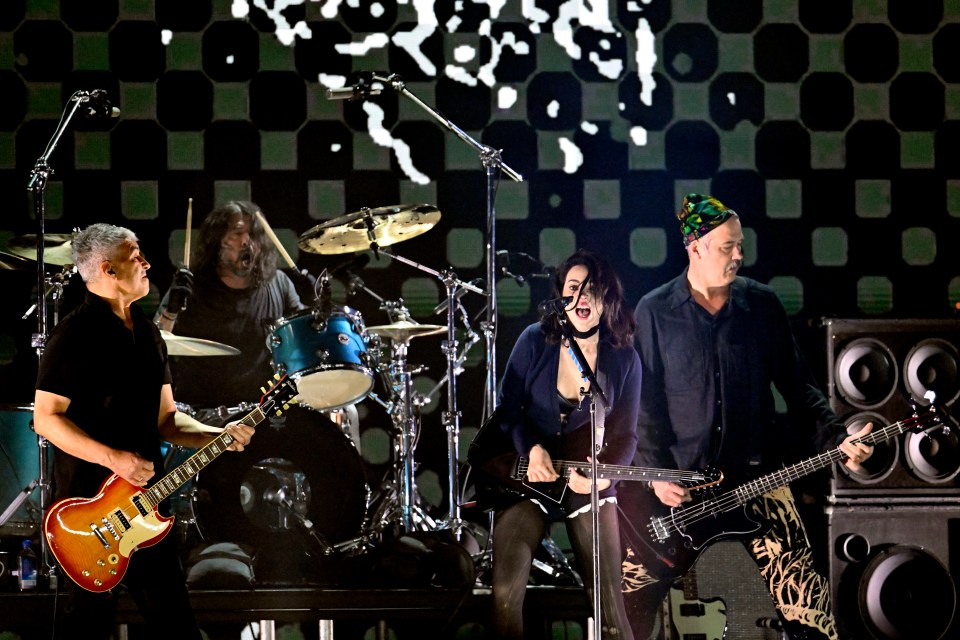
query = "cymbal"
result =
(367, 320, 445, 342)
(160, 331, 241, 357)
(298, 204, 441, 255)
(0, 250, 33, 270)
(3, 233, 74, 266)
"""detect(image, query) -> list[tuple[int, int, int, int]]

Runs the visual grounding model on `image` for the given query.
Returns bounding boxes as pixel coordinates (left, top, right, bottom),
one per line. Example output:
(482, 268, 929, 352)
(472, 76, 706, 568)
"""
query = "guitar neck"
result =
(515, 458, 706, 485)
(144, 407, 267, 508)
(712, 410, 929, 507)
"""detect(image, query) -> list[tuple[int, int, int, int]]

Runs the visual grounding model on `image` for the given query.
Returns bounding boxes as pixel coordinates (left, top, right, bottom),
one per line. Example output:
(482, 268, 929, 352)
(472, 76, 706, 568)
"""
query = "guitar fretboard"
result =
(144, 407, 267, 508)
(650, 407, 939, 540)
(514, 459, 710, 486)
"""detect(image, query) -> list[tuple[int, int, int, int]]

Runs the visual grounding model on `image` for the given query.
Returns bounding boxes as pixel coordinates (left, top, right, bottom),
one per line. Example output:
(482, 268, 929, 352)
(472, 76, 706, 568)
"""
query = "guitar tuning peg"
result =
(274, 373, 281, 380)
(260, 386, 267, 394)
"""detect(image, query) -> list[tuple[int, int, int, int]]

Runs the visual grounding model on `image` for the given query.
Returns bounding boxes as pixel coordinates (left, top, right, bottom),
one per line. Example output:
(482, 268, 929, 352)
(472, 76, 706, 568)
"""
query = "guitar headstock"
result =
(906, 391, 944, 434)
(259, 374, 298, 416)
(686, 467, 724, 492)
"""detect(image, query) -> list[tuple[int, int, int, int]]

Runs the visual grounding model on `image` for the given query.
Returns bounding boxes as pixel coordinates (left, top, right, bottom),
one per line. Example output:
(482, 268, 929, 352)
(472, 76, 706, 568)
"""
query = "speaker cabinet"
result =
(824, 318, 960, 497)
(827, 501, 959, 640)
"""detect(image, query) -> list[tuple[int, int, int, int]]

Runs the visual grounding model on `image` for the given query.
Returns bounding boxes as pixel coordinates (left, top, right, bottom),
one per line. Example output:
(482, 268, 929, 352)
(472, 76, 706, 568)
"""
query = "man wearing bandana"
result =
(618, 194, 874, 640)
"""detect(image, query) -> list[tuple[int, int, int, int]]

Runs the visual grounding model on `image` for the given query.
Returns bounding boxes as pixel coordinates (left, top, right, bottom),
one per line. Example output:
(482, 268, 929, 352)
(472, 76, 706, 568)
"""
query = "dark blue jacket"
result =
(497, 323, 642, 508)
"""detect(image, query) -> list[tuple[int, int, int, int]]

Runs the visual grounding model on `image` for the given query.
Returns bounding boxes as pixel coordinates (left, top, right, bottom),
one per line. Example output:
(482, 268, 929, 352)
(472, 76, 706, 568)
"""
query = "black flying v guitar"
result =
(634, 398, 943, 579)
(468, 409, 721, 510)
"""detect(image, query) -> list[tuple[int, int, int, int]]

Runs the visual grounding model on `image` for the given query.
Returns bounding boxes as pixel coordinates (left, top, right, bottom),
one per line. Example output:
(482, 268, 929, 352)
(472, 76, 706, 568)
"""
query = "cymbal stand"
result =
(375, 250, 486, 534)
(371, 72, 523, 422)
(366, 326, 435, 536)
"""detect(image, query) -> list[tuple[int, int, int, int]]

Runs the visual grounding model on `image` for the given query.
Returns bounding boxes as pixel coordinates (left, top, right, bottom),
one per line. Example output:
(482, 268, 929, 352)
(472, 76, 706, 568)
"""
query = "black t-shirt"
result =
(36, 291, 171, 501)
(162, 271, 303, 409)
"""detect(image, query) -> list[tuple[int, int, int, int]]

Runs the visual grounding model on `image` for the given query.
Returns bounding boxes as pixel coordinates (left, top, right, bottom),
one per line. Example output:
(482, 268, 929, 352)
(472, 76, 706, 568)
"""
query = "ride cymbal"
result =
(3, 233, 75, 266)
(160, 331, 241, 357)
(298, 204, 440, 255)
(367, 320, 445, 342)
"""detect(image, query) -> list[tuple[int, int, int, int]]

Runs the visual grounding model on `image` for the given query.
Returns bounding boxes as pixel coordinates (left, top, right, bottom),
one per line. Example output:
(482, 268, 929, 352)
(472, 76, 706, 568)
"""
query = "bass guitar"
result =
(635, 400, 942, 579)
(43, 376, 298, 592)
(468, 409, 720, 509)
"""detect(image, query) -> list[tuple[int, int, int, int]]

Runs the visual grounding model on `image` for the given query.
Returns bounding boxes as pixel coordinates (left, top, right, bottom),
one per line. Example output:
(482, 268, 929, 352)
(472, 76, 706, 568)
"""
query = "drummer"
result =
(155, 201, 307, 413)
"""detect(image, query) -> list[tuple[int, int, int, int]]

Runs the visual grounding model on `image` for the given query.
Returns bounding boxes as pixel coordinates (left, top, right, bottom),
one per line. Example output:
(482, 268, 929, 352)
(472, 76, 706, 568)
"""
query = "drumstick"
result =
(183, 198, 192, 268)
(254, 210, 297, 269)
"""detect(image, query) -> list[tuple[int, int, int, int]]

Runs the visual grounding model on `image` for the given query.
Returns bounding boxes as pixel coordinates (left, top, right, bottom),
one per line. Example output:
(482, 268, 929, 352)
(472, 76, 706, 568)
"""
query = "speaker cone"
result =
(835, 338, 898, 409)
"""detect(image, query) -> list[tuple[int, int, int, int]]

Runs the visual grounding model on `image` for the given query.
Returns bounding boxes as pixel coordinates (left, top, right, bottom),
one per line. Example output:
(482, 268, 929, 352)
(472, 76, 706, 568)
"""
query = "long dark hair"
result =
(540, 249, 636, 348)
(191, 200, 278, 287)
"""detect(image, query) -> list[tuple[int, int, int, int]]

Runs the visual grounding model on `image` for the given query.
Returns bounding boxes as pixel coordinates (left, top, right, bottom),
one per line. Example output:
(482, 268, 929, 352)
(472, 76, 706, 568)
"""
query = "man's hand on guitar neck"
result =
(652, 481, 693, 508)
(526, 444, 560, 482)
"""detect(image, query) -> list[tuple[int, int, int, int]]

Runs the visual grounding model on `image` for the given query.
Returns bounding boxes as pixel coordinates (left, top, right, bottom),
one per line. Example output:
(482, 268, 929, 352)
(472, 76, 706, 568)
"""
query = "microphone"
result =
(80, 89, 120, 119)
(329, 253, 370, 278)
(325, 74, 384, 101)
(537, 296, 573, 317)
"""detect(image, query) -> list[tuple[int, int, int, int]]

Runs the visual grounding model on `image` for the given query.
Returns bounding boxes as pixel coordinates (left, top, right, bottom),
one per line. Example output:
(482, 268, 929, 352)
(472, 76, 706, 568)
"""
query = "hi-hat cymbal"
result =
(298, 204, 441, 255)
(160, 331, 241, 357)
(367, 320, 445, 342)
(3, 233, 74, 266)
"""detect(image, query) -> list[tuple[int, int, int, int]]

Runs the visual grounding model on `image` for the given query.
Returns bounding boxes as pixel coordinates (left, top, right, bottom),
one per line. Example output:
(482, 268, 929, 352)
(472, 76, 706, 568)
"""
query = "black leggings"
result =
(492, 499, 632, 639)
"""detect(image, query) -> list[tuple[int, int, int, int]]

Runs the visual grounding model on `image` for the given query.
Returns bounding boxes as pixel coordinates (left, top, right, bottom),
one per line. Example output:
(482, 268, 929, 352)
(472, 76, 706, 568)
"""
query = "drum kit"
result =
(166, 203, 489, 573)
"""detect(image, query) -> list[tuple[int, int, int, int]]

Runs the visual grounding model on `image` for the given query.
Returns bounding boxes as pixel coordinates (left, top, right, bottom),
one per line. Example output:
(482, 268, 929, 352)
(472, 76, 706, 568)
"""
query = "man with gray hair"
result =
(33, 223, 255, 639)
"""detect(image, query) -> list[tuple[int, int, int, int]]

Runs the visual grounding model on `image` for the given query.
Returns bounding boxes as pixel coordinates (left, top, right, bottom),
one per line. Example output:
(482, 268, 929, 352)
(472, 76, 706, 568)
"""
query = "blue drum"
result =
(267, 306, 374, 411)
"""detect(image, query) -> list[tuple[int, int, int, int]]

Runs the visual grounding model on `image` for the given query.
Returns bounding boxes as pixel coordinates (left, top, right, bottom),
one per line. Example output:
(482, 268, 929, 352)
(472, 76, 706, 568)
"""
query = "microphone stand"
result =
(370, 72, 523, 422)
(555, 312, 607, 640)
(25, 89, 96, 589)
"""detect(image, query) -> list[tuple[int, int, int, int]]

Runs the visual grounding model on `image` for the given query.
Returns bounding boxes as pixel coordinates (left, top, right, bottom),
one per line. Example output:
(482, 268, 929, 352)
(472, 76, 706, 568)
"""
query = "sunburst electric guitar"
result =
(43, 376, 298, 592)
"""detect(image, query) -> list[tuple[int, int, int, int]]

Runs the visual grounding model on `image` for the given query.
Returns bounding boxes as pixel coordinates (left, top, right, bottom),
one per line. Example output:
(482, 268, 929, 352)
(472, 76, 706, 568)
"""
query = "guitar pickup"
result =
(131, 494, 149, 518)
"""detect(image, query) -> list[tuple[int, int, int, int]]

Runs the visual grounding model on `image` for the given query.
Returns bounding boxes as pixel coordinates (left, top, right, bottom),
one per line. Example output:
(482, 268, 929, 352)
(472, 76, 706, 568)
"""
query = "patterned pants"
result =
(619, 485, 838, 640)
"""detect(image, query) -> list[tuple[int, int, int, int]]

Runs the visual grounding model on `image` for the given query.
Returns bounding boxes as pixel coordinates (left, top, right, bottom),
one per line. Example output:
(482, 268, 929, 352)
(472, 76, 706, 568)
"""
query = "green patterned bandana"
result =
(677, 193, 737, 246)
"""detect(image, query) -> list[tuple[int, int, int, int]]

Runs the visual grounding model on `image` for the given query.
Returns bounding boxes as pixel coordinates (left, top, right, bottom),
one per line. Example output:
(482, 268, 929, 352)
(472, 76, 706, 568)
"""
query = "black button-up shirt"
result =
(633, 270, 844, 480)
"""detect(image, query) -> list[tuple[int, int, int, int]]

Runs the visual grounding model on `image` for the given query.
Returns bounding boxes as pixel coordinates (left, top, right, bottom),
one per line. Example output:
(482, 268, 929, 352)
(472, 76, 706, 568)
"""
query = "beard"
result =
(220, 247, 255, 278)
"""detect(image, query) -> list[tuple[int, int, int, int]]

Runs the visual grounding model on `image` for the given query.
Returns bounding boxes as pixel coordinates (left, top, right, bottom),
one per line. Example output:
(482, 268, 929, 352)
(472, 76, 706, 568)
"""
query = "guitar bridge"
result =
(649, 517, 669, 542)
(92, 522, 113, 549)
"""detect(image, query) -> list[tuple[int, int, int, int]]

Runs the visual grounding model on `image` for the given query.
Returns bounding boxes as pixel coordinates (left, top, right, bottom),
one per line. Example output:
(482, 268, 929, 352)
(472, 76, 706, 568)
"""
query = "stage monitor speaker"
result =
(827, 501, 959, 640)
(824, 318, 960, 497)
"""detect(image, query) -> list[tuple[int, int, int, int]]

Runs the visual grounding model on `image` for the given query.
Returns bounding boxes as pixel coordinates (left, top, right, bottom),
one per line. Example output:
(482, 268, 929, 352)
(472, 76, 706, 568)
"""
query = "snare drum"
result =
(267, 306, 375, 411)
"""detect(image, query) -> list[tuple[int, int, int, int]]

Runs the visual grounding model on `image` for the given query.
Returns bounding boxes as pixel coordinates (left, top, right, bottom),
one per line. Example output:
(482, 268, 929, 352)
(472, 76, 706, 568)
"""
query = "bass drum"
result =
(191, 405, 369, 581)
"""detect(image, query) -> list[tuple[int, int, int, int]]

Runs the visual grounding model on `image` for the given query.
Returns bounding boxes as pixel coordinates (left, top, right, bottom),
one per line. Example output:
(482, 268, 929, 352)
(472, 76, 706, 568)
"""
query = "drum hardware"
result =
(191, 406, 369, 582)
(374, 251, 487, 542)
(20, 263, 75, 322)
(355, 71, 523, 429)
(366, 325, 436, 535)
